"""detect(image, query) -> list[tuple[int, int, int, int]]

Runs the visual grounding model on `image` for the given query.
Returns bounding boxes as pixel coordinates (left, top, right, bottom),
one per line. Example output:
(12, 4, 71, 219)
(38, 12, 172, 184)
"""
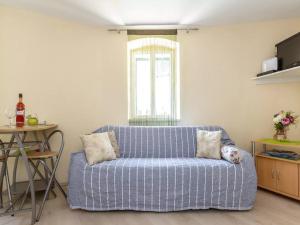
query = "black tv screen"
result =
(276, 32, 300, 70)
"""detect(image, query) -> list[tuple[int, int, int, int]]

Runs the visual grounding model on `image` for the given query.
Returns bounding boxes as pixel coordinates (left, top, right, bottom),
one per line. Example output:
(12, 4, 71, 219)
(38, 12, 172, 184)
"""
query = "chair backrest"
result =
(94, 125, 234, 158)
(45, 130, 64, 158)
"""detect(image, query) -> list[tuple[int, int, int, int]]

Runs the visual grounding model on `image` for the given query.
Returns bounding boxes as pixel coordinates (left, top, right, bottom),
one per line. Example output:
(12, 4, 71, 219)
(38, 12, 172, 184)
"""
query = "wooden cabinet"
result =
(256, 157, 276, 190)
(276, 161, 298, 196)
(256, 154, 300, 200)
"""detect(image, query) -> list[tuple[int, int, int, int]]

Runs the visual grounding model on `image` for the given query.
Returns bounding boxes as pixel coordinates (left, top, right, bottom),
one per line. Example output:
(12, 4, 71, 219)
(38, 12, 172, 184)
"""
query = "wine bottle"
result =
(16, 93, 25, 127)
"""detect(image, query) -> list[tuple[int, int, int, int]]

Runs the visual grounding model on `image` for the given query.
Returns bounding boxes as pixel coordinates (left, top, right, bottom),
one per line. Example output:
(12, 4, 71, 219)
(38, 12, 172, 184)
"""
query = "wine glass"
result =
(4, 107, 15, 127)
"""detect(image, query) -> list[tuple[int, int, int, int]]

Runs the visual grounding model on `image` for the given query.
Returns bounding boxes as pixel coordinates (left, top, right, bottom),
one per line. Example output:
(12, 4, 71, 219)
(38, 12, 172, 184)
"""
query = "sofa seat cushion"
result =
(68, 151, 256, 211)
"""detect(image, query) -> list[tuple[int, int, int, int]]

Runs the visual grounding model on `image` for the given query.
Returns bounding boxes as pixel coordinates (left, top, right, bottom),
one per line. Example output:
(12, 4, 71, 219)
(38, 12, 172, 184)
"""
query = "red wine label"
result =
(16, 110, 25, 116)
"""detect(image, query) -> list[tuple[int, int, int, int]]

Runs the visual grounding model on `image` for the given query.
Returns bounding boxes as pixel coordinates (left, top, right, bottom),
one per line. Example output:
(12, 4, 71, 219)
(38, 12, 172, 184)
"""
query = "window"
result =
(128, 35, 180, 125)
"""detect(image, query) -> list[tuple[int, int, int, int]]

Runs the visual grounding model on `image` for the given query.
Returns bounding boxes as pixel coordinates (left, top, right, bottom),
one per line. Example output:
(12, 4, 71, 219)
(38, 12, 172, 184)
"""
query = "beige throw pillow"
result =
(81, 132, 116, 165)
(108, 131, 120, 157)
(196, 130, 222, 159)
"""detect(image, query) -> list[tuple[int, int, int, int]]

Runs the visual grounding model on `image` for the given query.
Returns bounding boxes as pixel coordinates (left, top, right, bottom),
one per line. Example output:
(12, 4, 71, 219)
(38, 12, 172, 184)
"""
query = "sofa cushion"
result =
(81, 132, 116, 165)
(94, 125, 235, 158)
(196, 130, 222, 159)
(68, 151, 257, 211)
(221, 145, 241, 164)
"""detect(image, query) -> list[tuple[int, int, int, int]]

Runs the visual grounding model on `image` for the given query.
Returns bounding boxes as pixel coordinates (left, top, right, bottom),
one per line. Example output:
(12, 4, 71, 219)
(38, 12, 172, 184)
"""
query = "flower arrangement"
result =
(273, 111, 298, 140)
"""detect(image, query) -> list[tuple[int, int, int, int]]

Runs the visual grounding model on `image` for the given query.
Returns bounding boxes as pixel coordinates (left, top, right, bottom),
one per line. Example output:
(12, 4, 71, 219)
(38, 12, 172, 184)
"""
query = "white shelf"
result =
(252, 66, 300, 84)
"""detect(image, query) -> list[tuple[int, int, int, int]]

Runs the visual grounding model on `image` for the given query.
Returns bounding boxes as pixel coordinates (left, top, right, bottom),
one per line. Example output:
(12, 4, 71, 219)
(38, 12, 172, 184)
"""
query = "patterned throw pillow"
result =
(81, 132, 116, 165)
(196, 130, 222, 159)
(221, 145, 241, 164)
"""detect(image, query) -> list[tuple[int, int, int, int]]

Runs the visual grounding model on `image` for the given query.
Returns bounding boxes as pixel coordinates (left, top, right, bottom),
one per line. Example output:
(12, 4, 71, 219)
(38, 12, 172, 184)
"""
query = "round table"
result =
(0, 124, 57, 225)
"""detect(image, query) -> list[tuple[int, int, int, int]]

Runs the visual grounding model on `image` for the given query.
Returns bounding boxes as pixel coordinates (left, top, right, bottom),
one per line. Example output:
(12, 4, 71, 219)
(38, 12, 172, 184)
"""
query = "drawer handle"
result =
(277, 170, 280, 181)
(271, 169, 276, 179)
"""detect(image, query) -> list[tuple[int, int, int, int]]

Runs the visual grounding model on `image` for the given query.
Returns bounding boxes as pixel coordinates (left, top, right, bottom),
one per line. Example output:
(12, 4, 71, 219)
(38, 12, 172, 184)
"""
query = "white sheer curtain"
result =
(128, 32, 180, 126)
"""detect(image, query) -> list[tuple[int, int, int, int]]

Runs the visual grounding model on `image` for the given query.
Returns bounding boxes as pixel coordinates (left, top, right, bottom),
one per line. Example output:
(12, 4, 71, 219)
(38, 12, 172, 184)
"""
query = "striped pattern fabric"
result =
(93, 125, 235, 158)
(68, 126, 257, 211)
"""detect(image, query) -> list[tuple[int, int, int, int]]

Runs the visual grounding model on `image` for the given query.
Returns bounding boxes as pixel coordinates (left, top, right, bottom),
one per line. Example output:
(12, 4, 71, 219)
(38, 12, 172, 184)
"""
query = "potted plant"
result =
(273, 111, 298, 140)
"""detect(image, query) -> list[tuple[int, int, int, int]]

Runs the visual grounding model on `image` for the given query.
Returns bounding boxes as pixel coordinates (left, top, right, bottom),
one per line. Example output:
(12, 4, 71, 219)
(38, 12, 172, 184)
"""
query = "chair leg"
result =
(0, 162, 5, 209)
(36, 156, 67, 221)
(0, 193, 2, 209)
(19, 160, 58, 211)
(28, 161, 57, 197)
(41, 159, 51, 200)
(36, 164, 56, 221)
(39, 160, 66, 199)
(4, 162, 14, 216)
(19, 161, 41, 210)
(35, 129, 65, 222)
(50, 158, 55, 189)
(53, 178, 66, 199)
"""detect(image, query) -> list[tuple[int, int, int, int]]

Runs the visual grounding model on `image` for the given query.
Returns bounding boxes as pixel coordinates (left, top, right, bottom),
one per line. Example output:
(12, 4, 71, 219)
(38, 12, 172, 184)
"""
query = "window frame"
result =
(127, 37, 180, 122)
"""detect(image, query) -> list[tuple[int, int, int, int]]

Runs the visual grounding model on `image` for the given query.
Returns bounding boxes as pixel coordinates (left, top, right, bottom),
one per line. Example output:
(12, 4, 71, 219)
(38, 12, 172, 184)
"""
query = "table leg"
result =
(12, 157, 19, 191)
(4, 161, 14, 215)
(15, 133, 36, 225)
(0, 151, 5, 208)
(251, 141, 256, 157)
(12, 132, 26, 189)
(0, 165, 3, 208)
(0, 134, 15, 212)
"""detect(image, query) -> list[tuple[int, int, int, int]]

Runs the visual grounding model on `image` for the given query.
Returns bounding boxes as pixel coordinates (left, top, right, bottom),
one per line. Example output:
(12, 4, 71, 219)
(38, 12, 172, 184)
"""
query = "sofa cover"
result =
(68, 125, 257, 211)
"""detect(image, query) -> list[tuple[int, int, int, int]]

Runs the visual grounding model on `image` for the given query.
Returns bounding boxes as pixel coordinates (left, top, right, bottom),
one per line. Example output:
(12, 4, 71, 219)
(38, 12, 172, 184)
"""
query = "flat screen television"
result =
(276, 32, 300, 70)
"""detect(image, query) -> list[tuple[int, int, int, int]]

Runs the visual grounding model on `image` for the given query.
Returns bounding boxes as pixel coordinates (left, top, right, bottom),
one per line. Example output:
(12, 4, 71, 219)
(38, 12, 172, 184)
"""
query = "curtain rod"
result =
(107, 26, 199, 34)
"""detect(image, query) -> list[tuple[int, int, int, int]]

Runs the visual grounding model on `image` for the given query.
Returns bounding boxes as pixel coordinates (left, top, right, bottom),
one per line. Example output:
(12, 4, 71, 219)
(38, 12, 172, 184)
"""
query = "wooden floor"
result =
(1, 189, 300, 225)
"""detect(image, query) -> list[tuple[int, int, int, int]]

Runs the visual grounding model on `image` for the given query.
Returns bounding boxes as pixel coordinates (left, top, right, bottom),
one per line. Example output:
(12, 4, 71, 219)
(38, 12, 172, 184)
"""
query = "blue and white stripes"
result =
(69, 155, 256, 211)
(94, 125, 234, 158)
(68, 126, 256, 212)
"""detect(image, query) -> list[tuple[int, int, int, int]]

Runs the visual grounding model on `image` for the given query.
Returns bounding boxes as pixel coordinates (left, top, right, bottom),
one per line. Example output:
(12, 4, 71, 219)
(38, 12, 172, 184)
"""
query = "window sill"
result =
(128, 118, 180, 126)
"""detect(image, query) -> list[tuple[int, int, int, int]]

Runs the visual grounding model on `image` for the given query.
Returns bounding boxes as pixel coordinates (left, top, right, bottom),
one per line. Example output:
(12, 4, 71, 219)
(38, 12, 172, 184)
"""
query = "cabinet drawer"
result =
(276, 161, 299, 197)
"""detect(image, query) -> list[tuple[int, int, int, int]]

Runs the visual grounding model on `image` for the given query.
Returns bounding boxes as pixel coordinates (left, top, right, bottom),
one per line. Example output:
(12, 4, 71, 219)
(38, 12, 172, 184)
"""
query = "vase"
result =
(273, 129, 287, 140)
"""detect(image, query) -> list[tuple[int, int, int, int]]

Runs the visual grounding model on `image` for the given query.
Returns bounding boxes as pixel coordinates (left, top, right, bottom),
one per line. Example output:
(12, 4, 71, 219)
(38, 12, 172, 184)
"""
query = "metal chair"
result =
(0, 139, 4, 209)
(0, 139, 14, 213)
(20, 130, 66, 222)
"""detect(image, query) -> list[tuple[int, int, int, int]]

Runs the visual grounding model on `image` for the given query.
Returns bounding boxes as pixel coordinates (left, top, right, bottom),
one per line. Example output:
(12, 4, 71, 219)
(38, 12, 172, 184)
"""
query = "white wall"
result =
(179, 20, 300, 149)
(1, 6, 300, 182)
(0, 6, 128, 182)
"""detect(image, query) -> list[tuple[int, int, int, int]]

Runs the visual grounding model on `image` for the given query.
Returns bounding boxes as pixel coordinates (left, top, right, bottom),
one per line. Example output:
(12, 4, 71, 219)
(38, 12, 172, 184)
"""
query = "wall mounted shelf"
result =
(252, 66, 300, 84)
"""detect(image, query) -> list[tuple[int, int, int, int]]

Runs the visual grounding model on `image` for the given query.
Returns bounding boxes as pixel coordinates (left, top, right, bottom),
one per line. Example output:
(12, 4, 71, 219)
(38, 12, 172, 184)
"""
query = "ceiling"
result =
(1, 0, 300, 27)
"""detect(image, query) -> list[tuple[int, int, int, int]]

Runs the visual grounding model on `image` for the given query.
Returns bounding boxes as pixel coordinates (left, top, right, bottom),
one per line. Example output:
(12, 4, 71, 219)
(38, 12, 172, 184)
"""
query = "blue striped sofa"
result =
(68, 125, 257, 211)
